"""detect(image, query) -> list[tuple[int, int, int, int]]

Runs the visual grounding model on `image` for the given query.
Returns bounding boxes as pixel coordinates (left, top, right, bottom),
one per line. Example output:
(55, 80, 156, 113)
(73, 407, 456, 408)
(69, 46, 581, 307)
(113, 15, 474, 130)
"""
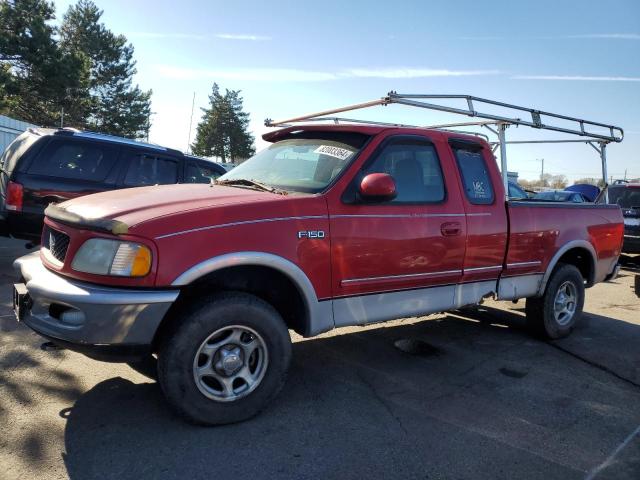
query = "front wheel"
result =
(157, 292, 292, 425)
(525, 263, 585, 339)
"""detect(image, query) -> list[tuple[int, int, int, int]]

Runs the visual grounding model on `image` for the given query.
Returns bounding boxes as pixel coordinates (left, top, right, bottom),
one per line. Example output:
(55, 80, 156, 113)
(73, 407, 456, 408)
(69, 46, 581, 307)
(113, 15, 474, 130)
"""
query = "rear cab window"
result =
(28, 138, 118, 182)
(450, 141, 495, 205)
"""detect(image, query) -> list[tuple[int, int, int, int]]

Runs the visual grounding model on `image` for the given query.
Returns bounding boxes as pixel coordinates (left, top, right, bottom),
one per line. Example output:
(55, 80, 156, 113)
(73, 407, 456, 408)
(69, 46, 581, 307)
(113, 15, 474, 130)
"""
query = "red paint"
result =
(39, 125, 624, 301)
(359, 173, 397, 199)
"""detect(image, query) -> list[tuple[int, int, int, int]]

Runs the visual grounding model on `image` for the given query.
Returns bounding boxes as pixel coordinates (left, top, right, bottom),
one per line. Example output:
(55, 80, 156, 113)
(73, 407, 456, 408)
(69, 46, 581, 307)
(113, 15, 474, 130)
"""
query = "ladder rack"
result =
(265, 92, 624, 200)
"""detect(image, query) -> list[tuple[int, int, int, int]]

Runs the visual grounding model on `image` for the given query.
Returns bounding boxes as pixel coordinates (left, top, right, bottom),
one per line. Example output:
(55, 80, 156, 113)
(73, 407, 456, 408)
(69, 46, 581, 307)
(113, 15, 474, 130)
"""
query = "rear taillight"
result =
(6, 181, 24, 212)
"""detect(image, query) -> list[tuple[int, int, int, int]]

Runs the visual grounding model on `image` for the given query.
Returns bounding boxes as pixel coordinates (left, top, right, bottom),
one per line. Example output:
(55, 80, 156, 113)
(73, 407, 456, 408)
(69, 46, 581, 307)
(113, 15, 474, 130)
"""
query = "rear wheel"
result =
(525, 263, 585, 339)
(157, 291, 292, 425)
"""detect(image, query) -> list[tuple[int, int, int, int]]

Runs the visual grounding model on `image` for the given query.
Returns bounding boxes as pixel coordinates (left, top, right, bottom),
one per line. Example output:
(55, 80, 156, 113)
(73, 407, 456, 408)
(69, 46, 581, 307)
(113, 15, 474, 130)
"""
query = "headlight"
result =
(71, 239, 152, 277)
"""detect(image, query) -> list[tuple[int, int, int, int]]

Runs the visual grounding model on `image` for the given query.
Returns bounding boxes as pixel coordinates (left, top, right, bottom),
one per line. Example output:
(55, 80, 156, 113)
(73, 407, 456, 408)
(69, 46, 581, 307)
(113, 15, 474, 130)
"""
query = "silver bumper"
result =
(13, 251, 179, 346)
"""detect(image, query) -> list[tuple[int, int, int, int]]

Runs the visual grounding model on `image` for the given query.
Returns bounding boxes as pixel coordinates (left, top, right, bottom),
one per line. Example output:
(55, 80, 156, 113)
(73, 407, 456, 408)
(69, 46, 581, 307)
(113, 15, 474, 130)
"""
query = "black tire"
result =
(525, 263, 585, 339)
(157, 291, 292, 425)
(126, 355, 158, 380)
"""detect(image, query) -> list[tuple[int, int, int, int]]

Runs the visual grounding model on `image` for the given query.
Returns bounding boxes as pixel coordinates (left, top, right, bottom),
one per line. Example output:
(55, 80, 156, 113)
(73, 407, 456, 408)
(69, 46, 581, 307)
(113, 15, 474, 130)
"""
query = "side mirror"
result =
(359, 173, 397, 201)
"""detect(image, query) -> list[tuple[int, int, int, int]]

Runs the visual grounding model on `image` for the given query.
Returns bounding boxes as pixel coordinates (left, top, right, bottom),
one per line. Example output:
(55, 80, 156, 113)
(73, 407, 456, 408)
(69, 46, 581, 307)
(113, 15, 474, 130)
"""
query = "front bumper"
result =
(13, 251, 179, 362)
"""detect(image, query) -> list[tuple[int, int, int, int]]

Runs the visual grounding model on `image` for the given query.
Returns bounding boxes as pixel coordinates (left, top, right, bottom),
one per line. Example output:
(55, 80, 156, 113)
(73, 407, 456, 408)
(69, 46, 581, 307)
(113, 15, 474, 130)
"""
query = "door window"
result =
(362, 140, 445, 203)
(28, 139, 118, 181)
(124, 154, 178, 186)
(186, 162, 224, 183)
(452, 146, 495, 205)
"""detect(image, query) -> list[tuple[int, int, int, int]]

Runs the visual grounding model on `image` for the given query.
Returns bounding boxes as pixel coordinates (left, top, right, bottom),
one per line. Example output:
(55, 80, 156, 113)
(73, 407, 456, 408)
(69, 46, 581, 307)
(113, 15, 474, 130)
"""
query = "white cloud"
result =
(155, 65, 501, 82)
(565, 33, 640, 40)
(215, 33, 271, 41)
(513, 75, 640, 82)
(343, 68, 500, 78)
(127, 32, 270, 41)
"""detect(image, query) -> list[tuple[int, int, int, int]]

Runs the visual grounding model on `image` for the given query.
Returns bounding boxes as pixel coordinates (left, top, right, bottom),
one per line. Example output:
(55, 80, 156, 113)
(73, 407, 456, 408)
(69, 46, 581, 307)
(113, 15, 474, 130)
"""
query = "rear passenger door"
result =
(119, 150, 181, 187)
(20, 137, 121, 214)
(449, 139, 508, 283)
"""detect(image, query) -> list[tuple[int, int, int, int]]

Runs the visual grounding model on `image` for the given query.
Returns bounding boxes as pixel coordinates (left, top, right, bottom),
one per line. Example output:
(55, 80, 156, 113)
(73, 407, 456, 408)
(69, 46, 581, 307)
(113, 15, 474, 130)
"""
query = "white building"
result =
(0, 115, 36, 153)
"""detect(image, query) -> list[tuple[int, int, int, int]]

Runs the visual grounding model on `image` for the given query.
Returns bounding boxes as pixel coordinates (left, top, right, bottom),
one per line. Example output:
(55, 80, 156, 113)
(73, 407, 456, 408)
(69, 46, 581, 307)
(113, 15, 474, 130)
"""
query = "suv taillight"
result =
(6, 181, 24, 212)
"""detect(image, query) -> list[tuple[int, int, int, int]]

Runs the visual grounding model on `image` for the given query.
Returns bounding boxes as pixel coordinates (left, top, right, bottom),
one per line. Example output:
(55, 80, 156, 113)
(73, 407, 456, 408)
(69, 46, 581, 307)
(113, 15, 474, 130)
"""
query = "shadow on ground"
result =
(57, 307, 640, 480)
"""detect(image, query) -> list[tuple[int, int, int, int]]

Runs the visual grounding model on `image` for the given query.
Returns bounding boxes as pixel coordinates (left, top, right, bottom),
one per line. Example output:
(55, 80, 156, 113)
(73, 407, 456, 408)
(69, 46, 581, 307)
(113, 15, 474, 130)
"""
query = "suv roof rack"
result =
(265, 91, 624, 200)
(53, 128, 181, 154)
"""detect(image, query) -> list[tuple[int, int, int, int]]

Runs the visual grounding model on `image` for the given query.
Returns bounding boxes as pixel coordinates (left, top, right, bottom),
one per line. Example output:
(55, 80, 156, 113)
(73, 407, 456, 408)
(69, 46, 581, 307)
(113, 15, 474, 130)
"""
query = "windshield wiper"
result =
(215, 178, 288, 195)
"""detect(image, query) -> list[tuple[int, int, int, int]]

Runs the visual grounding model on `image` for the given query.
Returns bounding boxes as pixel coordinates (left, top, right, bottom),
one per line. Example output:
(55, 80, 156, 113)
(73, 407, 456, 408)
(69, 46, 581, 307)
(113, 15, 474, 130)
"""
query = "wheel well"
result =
(556, 247, 594, 286)
(153, 265, 308, 349)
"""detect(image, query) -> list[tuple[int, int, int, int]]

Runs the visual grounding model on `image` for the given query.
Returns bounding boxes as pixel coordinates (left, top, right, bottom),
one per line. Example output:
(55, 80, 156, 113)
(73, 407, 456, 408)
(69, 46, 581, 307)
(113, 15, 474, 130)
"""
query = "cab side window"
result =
(362, 140, 445, 203)
(186, 161, 223, 184)
(452, 145, 495, 205)
(124, 154, 178, 186)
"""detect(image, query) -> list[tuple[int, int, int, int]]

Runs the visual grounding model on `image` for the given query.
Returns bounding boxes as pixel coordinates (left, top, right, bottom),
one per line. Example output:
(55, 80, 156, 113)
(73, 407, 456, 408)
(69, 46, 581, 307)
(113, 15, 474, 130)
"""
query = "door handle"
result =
(440, 222, 462, 237)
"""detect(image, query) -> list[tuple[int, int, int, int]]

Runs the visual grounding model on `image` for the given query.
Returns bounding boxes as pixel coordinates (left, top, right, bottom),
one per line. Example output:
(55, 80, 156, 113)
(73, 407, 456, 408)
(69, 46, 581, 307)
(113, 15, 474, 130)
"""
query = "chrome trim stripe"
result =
(341, 269, 462, 285)
(507, 260, 542, 267)
(466, 213, 492, 217)
(463, 265, 502, 272)
(331, 213, 465, 219)
(156, 215, 327, 240)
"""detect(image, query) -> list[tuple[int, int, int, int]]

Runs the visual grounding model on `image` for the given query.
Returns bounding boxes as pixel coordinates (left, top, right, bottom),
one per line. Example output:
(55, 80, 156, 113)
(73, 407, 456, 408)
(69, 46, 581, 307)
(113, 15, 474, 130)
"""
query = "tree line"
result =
(0, 0, 151, 138)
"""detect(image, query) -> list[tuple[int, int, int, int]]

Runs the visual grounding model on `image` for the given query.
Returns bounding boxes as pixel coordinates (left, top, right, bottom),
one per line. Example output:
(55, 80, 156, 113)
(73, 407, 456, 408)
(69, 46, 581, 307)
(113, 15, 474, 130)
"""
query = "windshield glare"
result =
(218, 138, 360, 193)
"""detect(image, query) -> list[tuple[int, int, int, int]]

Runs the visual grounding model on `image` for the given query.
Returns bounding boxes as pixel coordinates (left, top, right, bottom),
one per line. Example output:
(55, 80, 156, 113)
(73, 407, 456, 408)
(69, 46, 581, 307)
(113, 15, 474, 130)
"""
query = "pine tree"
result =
(59, 0, 152, 138)
(192, 83, 255, 162)
(0, 0, 90, 125)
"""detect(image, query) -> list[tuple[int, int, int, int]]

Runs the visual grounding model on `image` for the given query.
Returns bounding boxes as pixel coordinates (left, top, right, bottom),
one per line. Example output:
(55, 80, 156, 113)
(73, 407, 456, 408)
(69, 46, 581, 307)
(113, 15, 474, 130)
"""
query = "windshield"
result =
(609, 187, 640, 209)
(218, 135, 367, 193)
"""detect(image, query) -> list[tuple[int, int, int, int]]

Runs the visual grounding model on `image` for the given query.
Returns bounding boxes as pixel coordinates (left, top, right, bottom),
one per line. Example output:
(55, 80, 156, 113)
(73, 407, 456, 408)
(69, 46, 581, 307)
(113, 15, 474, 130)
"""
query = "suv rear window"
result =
(28, 140, 118, 181)
(610, 187, 640, 209)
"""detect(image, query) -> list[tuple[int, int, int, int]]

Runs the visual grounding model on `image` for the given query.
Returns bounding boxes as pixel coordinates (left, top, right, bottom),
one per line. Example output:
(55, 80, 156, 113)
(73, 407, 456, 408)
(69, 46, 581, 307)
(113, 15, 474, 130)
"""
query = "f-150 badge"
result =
(298, 231, 325, 239)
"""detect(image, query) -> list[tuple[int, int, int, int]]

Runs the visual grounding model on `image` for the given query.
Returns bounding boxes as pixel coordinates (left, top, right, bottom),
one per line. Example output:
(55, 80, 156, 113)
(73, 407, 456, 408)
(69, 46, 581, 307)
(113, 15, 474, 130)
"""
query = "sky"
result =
(52, 0, 640, 182)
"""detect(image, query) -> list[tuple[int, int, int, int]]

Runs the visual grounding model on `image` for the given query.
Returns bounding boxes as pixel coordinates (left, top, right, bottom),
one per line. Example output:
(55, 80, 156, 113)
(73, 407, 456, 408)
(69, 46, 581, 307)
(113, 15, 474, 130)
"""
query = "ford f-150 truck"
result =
(13, 123, 623, 425)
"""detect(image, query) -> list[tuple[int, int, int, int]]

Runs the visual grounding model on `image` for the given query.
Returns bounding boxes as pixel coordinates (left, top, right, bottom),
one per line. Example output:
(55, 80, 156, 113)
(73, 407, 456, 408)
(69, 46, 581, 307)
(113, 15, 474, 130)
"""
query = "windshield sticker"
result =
(314, 145, 353, 161)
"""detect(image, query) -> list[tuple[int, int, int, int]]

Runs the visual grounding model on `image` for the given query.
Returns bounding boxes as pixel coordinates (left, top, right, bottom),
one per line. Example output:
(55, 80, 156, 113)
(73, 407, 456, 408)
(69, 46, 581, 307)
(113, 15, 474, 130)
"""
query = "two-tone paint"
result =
(23, 124, 623, 350)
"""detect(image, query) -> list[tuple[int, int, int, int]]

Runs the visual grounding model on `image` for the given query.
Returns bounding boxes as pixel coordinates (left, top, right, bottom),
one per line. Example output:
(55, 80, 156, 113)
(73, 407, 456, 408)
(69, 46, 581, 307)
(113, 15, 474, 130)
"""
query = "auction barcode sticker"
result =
(314, 145, 353, 161)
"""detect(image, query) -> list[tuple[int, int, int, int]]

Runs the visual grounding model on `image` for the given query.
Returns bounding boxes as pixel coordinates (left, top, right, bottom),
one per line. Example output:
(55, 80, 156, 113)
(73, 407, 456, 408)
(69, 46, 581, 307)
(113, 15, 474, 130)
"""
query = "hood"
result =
(47, 184, 282, 233)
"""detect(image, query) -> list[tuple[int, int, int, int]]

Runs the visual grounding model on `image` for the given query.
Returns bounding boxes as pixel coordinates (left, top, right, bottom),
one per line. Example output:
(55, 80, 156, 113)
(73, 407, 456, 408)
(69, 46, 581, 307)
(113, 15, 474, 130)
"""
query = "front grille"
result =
(43, 226, 70, 263)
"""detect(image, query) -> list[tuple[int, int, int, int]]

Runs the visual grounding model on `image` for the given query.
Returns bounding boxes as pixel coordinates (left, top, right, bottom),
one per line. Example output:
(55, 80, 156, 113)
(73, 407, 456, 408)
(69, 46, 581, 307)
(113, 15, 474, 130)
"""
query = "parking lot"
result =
(0, 237, 638, 480)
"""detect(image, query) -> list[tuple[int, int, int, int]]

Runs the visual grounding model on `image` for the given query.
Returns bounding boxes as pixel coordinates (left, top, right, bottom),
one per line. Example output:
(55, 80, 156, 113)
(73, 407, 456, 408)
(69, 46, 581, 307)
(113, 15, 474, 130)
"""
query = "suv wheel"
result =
(525, 263, 585, 339)
(157, 291, 292, 425)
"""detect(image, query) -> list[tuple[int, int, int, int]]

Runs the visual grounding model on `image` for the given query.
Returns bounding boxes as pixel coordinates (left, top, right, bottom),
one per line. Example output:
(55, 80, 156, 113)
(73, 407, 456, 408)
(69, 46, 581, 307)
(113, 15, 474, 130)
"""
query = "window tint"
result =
(28, 140, 117, 181)
(452, 147, 494, 205)
(186, 162, 223, 184)
(124, 154, 178, 186)
(363, 140, 445, 203)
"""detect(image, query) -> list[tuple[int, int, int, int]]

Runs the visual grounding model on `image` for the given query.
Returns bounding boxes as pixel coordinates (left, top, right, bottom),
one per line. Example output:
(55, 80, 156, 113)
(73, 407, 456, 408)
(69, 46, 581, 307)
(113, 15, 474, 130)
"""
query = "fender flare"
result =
(170, 252, 333, 336)
(538, 240, 596, 295)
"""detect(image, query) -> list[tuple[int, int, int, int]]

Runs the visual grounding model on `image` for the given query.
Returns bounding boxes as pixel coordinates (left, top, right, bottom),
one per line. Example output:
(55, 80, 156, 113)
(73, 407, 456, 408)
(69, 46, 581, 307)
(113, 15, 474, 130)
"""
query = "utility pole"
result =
(186, 92, 196, 154)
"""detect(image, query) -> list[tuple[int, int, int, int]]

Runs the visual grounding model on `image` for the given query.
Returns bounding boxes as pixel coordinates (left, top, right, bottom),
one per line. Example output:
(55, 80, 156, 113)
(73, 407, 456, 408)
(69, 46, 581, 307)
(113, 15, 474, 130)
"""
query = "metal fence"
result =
(0, 115, 36, 153)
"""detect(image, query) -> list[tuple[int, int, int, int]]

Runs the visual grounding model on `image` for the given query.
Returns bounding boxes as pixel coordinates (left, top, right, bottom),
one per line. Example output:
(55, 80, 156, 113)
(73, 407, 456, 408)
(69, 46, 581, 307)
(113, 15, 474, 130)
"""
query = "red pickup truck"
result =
(13, 124, 623, 425)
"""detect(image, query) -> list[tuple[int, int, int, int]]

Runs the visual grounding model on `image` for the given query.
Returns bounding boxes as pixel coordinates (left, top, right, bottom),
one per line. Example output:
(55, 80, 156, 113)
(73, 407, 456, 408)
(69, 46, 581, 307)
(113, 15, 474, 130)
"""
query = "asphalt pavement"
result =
(1, 237, 639, 480)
